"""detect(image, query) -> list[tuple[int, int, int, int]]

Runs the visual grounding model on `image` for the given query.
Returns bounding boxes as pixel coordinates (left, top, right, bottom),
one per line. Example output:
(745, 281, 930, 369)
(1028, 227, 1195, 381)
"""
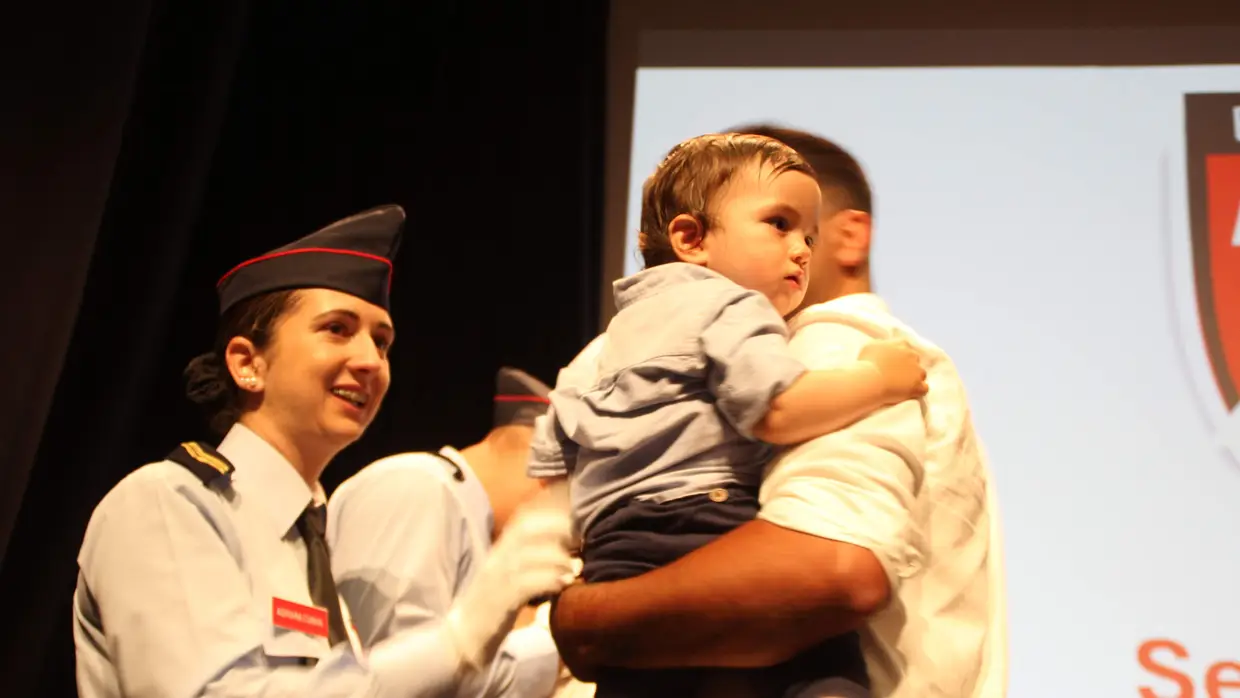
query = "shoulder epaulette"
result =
(167, 441, 235, 487)
(429, 452, 466, 482)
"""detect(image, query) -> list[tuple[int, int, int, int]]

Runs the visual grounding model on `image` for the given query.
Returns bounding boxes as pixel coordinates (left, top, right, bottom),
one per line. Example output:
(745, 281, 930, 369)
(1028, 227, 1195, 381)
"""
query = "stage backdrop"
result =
(606, 21, 1240, 698)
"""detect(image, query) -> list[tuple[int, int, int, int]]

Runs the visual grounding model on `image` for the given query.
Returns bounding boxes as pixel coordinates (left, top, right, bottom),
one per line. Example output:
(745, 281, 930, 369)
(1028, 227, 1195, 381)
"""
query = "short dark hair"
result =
(729, 123, 872, 217)
(638, 132, 814, 268)
(183, 289, 302, 435)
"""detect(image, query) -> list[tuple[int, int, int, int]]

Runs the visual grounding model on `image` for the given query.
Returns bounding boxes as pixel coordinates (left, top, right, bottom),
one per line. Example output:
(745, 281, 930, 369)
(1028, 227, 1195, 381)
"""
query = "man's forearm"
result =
(550, 519, 888, 674)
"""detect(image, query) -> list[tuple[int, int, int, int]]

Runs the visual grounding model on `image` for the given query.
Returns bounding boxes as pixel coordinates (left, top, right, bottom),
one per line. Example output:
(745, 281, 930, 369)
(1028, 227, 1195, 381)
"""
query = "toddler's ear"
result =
(668, 213, 709, 265)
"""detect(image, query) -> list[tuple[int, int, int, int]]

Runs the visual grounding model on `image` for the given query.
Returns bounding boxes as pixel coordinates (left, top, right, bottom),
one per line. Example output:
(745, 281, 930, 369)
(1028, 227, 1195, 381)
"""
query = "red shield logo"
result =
(1186, 93, 1240, 417)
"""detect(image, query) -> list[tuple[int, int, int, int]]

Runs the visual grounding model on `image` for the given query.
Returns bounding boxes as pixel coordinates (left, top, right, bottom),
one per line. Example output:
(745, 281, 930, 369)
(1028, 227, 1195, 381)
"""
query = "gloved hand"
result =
(445, 488, 575, 670)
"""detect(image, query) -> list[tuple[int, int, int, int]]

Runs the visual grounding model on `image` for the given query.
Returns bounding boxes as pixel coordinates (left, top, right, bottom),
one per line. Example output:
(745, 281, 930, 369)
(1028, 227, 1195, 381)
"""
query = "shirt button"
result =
(708, 488, 729, 503)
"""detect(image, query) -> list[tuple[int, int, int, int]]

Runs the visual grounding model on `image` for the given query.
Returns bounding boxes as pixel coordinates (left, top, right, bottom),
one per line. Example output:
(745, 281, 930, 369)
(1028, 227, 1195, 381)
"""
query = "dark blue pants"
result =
(581, 487, 870, 698)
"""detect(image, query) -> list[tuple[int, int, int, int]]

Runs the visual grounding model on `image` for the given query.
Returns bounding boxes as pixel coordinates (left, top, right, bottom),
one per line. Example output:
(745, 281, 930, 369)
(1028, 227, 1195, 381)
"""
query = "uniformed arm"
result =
(467, 625, 561, 698)
(550, 320, 927, 675)
(329, 457, 465, 648)
(329, 457, 561, 698)
(76, 465, 465, 698)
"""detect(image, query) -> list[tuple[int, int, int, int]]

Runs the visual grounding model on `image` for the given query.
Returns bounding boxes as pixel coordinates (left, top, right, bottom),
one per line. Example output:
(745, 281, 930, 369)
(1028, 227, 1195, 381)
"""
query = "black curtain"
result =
(0, 1, 607, 695)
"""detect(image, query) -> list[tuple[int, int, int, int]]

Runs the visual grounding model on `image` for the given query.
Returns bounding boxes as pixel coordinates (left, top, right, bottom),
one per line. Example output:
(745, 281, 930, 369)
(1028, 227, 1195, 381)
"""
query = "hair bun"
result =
(183, 352, 242, 435)
(184, 352, 228, 405)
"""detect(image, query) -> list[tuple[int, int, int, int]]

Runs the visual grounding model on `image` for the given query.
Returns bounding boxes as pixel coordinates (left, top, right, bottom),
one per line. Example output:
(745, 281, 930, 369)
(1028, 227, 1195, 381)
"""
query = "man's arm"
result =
(551, 517, 887, 675)
(550, 320, 928, 675)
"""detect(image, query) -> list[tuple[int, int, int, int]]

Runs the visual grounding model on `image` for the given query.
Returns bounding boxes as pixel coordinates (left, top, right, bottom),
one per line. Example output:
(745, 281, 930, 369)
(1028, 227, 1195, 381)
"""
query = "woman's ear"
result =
(224, 336, 265, 393)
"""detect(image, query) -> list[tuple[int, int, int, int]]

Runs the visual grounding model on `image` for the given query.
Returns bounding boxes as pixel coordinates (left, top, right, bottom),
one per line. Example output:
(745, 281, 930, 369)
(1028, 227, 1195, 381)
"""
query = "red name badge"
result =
(272, 597, 329, 638)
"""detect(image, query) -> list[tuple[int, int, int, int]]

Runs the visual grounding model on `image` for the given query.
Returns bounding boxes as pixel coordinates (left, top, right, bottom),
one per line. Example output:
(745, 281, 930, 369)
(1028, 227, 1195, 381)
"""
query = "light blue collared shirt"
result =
(328, 447, 562, 698)
(528, 263, 807, 536)
(74, 423, 461, 698)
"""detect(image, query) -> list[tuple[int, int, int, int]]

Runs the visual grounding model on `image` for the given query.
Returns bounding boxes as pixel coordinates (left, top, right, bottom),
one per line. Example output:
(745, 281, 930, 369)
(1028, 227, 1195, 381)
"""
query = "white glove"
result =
(445, 488, 575, 670)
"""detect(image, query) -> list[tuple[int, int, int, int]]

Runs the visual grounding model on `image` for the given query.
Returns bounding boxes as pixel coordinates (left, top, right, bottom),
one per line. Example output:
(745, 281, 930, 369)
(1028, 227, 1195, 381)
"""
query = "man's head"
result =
(729, 124, 874, 310)
(638, 133, 822, 316)
(466, 367, 553, 537)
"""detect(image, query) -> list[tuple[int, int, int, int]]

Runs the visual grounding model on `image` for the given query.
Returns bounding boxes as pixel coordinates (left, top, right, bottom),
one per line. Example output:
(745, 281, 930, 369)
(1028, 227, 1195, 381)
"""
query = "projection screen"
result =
(602, 4, 1240, 697)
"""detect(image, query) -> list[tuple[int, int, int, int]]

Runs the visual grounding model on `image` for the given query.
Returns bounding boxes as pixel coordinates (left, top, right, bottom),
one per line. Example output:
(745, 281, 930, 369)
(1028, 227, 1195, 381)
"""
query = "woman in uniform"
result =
(72, 204, 575, 698)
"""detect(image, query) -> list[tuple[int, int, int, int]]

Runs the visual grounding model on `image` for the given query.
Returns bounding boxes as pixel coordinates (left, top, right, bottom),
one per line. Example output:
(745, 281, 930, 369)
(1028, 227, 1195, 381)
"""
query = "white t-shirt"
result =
(759, 293, 1009, 698)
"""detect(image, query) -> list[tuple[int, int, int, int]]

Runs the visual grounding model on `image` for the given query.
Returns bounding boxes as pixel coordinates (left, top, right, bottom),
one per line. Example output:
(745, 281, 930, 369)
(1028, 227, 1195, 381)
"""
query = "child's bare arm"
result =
(752, 339, 926, 445)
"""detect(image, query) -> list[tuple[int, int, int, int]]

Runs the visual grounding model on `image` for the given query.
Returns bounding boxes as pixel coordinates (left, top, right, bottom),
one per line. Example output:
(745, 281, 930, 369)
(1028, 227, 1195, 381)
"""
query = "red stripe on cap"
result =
(494, 395, 551, 403)
(217, 247, 393, 288)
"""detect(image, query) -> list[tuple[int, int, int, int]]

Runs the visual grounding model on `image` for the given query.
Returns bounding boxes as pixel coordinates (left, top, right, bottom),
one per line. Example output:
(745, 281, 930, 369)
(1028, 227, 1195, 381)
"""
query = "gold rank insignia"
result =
(166, 441, 236, 487)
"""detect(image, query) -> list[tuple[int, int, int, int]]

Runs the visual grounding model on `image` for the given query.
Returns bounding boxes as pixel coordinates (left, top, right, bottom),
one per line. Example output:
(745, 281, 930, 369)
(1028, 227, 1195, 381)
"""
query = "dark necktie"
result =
(296, 504, 348, 647)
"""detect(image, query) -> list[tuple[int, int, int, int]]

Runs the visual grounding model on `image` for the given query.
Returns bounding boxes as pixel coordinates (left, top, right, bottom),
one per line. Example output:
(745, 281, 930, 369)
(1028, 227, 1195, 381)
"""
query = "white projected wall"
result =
(624, 67, 1240, 697)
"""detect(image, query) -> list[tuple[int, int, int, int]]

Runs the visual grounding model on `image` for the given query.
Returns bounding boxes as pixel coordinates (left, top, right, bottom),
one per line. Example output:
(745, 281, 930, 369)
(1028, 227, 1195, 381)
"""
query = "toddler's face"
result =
(701, 163, 821, 315)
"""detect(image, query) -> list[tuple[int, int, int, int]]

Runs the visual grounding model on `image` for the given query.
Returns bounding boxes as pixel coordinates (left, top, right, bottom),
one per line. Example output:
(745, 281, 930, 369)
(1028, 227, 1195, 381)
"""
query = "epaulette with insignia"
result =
(429, 452, 466, 482)
(167, 441, 235, 487)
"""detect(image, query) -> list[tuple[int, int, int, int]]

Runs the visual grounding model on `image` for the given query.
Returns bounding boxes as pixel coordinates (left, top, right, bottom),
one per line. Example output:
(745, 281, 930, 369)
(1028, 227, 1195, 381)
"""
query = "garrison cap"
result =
(493, 367, 551, 428)
(216, 204, 405, 315)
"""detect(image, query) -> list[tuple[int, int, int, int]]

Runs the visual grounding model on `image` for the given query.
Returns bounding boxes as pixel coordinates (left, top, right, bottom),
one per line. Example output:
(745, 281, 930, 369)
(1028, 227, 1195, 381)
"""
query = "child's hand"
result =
(859, 338, 928, 402)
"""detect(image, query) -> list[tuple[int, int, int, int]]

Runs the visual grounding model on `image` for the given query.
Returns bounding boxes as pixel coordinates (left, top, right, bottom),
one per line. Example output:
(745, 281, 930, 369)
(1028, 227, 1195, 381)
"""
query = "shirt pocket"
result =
(263, 623, 330, 667)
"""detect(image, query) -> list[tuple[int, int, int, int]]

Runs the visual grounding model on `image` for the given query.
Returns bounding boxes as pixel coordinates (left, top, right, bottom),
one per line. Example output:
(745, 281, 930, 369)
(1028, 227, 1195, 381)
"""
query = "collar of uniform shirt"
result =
(220, 423, 325, 539)
(438, 446, 496, 542)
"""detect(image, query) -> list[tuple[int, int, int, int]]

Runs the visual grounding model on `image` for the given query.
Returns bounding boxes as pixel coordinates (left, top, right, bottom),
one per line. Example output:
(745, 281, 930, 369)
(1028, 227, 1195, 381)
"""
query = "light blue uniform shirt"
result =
(328, 447, 561, 698)
(73, 423, 462, 698)
(528, 263, 807, 537)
